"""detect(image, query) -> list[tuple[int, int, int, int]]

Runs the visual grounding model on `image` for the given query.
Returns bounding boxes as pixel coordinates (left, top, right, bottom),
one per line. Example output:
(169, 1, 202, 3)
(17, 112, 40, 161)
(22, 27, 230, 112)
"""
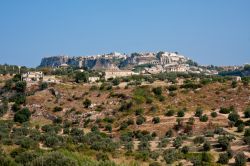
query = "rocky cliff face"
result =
(39, 56, 118, 70)
(92, 59, 119, 70)
(39, 52, 190, 70)
(40, 56, 69, 67)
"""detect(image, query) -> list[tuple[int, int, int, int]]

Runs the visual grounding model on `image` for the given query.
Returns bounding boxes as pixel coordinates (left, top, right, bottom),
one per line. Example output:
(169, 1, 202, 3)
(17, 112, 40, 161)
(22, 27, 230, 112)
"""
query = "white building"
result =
(104, 69, 136, 80)
(165, 64, 189, 72)
(43, 75, 60, 83)
(89, 77, 100, 83)
(159, 52, 188, 65)
(22, 72, 43, 82)
(142, 65, 164, 74)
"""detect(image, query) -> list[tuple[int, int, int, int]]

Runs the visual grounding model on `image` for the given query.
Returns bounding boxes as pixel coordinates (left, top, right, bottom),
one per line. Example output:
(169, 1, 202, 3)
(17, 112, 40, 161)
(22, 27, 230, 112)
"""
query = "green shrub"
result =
(0, 98, 8, 117)
(41, 124, 61, 134)
(119, 121, 128, 130)
(111, 78, 119, 86)
(201, 152, 212, 163)
(14, 108, 31, 123)
(124, 141, 134, 152)
(195, 108, 203, 117)
(157, 95, 165, 102)
(12, 103, 21, 112)
(135, 108, 144, 116)
(227, 148, 234, 159)
(150, 106, 158, 113)
(17, 137, 36, 149)
(29, 152, 77, 166)
(11, 93, 26, 105)
(237, 124, 245, 132)
(158, 138, 169, 148)
(219, 107, 234, 114)
(165, 129, 174, 138)
(181, 146, 189, 154)
(53, 106, 63, 112)
(234, 152, 246, 166)
(96, 153, 109, 161)
(163, 149, 180, 164)
(173, 136, 183, 149)
(0, 156, 16, 166)
(39, 82, 48, 90)
(146, 97, 153, 104)
(44, 135, 60, 147)
(127, 118, 134, 125)
(228, 112, 240, 122)
(180, 82, 202, 90)
(152, 87, 162, 96)
(138, 140, 151, 151)
(165, 109, 175, 116)
(193, 136, 205, 144)
(199, 114, 208, 122)
(15, 151, 39, 165)
(105, 124, 112, 133)
(244, 107, 250, 118)
(231, 80, 237, 88)
(235, 120, 244, 127)
(244, 128, 250, 137)
(4, 79, 13, 90)
(149, 151, 160, 161)
(75, 72, 88, 83)
(135, 151, 149, 161)
(218, 136, 230, 151)
(133, 87, 151, 104)
(203, 141, 211, 151)
(188, 117, 195, 125)
(214, 127, 225, 135)
(83, 98, 91, 108)
(211, 111, 217, 118)
(136, 116, 146, 125)
(168, 85, 178, 91)
(91, 125, 99, 132)
(243, 136, 250, 145)
(15, 81, 27, 92)
(177, 110, 185, 117)
(152, 117, 160, 124)
(119, 101, 132, 112)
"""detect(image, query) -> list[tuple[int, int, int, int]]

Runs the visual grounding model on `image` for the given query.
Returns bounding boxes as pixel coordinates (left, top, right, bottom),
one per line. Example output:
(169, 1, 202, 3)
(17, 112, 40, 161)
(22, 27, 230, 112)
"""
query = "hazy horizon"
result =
(0, 0, 249, 67)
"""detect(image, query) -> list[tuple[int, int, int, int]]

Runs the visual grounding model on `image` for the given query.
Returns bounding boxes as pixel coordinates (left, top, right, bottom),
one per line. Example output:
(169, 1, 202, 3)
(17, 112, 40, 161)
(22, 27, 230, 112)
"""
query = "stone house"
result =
(22, 72, 43, 82)
(43, 75, 60, 83)
(104, 69, 136, 80)
(88, 77, 100, 83)
(165, 64, 189, 72)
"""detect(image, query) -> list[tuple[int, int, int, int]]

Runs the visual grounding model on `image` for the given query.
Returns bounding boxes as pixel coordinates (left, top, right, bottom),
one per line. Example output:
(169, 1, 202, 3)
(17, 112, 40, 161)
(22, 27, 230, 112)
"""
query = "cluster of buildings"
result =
(21, 71, 59, 83)
(134, 52, 189, 74)
(104, 69, 137, 80)
(132, 52, 187, 66)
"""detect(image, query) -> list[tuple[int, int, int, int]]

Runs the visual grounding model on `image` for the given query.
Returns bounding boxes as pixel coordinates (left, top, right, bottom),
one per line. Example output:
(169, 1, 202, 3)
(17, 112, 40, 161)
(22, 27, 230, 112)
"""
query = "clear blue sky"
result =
(0, 0, 249, 67)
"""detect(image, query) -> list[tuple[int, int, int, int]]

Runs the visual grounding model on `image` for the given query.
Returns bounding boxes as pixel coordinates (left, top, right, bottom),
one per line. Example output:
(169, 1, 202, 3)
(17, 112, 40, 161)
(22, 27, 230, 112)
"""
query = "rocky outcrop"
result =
(92, 59, 119, 70)
(39, 52, 191, 70)
(40, 56, 69, 67)
(40, 56, 121, 70)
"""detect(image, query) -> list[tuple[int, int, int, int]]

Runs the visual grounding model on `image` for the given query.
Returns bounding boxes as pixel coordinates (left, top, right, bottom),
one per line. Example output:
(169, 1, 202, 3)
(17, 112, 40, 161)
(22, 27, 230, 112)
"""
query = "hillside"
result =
(0, 73, 250, 166)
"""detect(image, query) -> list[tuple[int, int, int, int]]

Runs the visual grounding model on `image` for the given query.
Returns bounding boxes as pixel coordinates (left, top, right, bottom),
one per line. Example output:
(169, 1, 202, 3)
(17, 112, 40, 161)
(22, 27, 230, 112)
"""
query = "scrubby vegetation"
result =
(0, 72, 250, 165)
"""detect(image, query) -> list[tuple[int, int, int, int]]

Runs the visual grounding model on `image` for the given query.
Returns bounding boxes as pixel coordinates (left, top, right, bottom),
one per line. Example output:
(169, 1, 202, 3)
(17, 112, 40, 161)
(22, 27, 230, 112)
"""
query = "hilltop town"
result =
(39, 52, 219, 75)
